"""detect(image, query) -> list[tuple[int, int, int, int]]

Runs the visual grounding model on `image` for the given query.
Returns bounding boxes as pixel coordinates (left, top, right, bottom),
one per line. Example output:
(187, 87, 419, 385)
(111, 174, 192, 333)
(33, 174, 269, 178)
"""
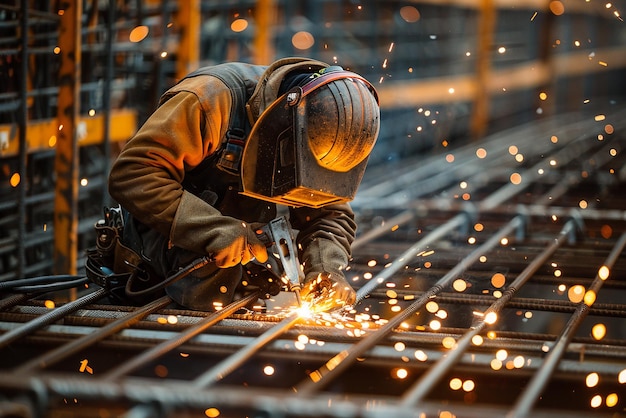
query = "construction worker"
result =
(107, 57, 380, 312)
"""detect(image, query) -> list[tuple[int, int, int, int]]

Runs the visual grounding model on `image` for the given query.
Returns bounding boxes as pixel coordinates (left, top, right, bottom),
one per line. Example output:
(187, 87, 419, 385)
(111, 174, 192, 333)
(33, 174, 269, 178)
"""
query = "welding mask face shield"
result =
(241, 70, 380, 208)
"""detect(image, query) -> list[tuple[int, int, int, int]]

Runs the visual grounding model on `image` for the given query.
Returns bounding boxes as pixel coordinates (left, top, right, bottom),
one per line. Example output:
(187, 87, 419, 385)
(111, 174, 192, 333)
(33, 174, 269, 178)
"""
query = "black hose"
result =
(124, 256, 211, 299)
(10, 277, 90, 294)
(0, 275, 87, 292)
(1, 256, 211, 300)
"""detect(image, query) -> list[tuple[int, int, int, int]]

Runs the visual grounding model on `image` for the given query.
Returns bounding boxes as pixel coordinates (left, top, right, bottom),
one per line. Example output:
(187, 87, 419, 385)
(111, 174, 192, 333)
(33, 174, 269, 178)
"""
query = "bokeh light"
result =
(231, 18, 248, 32)
(292, 31, 315, 49)
(129, 25, 149, 42)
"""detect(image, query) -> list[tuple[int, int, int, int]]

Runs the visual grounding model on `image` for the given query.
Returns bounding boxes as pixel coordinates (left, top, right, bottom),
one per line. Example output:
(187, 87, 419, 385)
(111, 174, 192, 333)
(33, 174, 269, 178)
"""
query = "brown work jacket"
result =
(108, 57, 356, 282)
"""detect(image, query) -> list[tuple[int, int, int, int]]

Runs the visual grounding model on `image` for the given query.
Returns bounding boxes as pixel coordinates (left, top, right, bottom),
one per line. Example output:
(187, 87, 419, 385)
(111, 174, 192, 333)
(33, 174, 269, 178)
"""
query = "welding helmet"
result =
(241, 68, 380, 207)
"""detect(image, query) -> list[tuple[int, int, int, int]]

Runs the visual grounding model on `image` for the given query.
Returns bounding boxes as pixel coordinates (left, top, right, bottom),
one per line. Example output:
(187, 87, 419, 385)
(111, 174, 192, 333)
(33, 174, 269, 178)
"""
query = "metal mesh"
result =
(1, 111, 625, 417)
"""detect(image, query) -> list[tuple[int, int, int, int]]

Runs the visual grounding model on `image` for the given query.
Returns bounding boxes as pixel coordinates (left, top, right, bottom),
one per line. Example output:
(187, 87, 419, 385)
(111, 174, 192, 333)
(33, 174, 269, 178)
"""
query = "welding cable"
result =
(0, 275, 87, 293)
(124, 256, 211, 299)
(9, 277, 90, 294)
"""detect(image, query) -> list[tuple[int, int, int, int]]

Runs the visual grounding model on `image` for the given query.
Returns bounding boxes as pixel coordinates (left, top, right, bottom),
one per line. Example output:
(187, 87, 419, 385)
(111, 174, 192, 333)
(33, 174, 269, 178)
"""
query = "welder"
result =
(107, 57, 380, 312)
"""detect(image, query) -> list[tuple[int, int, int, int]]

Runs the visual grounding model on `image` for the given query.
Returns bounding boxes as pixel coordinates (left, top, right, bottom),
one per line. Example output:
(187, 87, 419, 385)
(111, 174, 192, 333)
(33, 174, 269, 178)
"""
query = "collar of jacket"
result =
(246, 57, 329, 125)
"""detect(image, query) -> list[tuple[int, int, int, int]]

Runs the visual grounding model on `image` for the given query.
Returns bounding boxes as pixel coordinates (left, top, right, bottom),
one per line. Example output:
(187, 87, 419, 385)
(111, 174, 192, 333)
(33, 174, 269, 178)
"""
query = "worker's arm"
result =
(108, 83, 266, 266)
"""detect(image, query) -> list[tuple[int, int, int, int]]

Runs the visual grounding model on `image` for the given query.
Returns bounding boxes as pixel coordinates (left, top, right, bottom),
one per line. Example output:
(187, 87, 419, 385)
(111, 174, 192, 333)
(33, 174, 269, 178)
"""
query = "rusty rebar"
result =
(102, 291, 261, 381)
(296, 215, 524, 395)
(400, 218, 576, 406)
(509, 232, 626, 418)
(0, 288, 107, 349)
(14, 296, 173, 374)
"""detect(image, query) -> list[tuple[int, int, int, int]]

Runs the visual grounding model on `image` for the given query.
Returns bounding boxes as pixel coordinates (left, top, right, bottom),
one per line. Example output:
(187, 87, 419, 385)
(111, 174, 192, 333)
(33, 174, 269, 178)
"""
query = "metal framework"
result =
(1, 2, 625, 416)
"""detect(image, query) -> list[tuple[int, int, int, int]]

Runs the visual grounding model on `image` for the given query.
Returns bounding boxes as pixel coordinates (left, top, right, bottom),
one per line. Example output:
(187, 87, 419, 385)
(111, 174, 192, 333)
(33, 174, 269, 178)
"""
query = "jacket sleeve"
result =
(289, 203, 356, 280)
(108, 81, 231, 252)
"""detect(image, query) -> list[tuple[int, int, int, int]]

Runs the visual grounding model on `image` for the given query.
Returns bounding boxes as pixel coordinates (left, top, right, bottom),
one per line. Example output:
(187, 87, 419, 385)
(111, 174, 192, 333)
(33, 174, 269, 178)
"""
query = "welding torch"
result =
(253, 216, 305, 306)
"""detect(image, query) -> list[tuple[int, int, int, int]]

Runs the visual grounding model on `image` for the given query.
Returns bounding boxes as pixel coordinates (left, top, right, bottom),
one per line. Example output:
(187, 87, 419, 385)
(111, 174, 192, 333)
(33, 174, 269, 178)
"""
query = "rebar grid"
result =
(0, 114, 625, 417)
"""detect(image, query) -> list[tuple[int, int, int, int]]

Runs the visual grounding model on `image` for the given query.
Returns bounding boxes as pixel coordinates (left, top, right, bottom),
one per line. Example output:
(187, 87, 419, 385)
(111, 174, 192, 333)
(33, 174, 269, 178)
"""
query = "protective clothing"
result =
(108, 57, 374, 311)
(174, 192, 268, 268)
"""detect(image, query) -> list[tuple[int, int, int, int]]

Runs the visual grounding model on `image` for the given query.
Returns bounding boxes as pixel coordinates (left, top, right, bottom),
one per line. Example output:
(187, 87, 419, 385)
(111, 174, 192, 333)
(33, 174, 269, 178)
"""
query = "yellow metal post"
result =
(470, 0, 496, 140)
(54, 0, 82, 277)
(176, 0, 200, 81)
(253, 0, 275, 65)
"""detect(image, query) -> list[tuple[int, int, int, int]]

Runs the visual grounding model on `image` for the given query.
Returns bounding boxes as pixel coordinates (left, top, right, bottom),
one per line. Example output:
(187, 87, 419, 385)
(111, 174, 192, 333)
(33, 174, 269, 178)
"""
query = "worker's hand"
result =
(300, 272, 356, 312)
(210, 221, 268, 268)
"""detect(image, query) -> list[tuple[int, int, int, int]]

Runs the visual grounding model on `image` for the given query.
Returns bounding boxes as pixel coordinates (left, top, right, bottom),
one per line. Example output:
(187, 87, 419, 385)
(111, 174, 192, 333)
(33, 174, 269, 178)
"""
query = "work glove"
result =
(209, 220, 268, 268)
(300, 271, 356, 312)
(170, 191, 268, 267)
(288, 203, 357, 312)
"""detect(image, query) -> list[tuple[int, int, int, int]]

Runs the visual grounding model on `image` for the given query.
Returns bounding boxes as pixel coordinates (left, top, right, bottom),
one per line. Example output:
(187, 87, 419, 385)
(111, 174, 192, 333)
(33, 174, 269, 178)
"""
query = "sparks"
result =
(295, 302, 315, 319)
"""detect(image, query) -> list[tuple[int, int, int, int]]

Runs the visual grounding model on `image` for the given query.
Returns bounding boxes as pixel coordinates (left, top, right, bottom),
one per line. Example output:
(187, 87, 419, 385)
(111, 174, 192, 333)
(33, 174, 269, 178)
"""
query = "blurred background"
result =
(0, 0, 625, 294)
(0, 2, 626, 417)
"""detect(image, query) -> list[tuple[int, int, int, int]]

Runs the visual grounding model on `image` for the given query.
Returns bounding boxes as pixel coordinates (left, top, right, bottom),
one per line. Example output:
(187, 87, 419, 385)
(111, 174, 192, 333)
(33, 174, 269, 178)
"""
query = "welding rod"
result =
(13, 296, 173, 374)
(103, 291, 261, 382)
(509, 232, 626, 418)
(400, 218, 577, 406)
(296, 216, 524, 395)
(0, 287, 108, 349)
